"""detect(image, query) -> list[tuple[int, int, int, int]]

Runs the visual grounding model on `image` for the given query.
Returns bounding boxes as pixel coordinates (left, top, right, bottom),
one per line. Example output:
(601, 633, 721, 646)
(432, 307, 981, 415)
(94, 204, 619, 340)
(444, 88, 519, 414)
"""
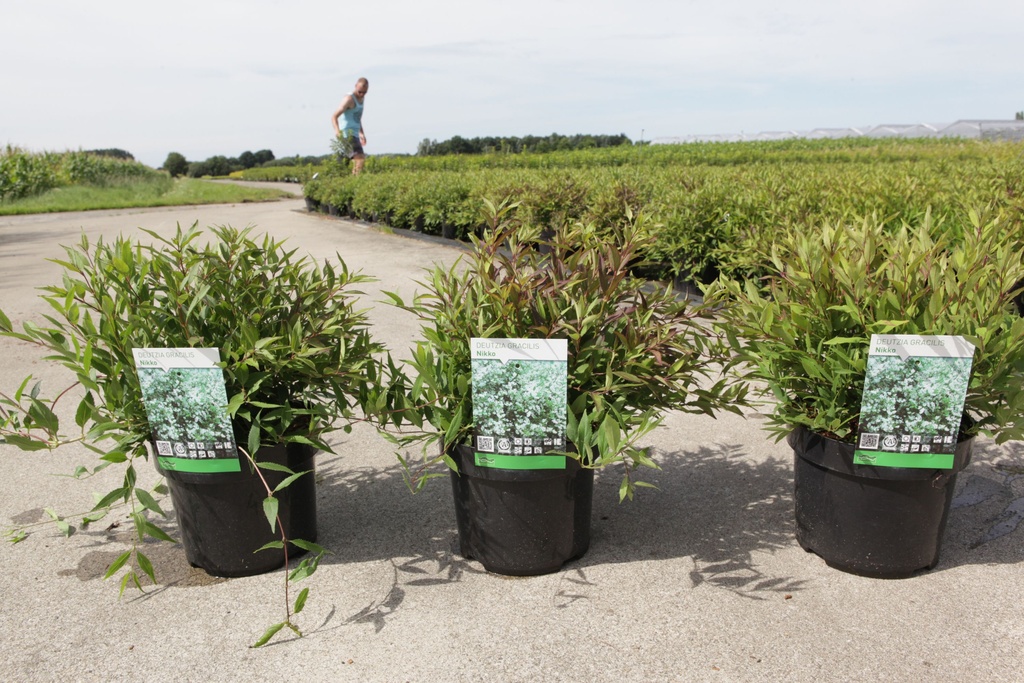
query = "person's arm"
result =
(331, 95, 354, 136)
(359, 124, 367, 146)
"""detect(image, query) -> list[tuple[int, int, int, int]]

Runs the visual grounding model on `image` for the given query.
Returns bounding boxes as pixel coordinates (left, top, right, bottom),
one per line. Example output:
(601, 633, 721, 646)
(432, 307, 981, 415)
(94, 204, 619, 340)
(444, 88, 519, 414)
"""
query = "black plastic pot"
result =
(303, 196, 319, 212)
(788, 426, 974, 578)
(449, 444, 593, 576)
(156, 442, 317, 577)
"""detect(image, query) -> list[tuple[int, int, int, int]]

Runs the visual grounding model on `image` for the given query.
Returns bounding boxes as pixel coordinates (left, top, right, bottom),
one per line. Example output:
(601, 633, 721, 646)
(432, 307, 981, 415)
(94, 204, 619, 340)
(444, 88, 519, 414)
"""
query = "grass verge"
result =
(0, 177, 292, 215)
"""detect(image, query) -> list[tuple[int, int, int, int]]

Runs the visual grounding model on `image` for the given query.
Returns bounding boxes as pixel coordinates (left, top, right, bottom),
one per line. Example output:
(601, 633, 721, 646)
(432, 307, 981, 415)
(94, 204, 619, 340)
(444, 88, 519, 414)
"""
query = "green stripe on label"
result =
(853, 450, 954, 469)
(158, 457, 242, 473)
(474, 453, 567, 470)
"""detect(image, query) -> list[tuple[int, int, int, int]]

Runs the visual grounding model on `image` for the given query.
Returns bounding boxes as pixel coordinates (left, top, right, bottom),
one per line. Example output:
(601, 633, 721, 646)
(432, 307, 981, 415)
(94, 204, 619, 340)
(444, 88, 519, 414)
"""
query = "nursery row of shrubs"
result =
(244, 137, 1007, 186)
(228, 164, 322, 183)
(416, 132, 634, 156)
(303, 138, 1024, 283)
(354, 137, 1019, 173)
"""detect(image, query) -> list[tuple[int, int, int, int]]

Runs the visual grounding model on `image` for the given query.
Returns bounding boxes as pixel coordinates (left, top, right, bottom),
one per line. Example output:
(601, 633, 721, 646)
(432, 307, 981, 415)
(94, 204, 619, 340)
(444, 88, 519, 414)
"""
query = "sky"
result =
(3, 0, 1022, 168)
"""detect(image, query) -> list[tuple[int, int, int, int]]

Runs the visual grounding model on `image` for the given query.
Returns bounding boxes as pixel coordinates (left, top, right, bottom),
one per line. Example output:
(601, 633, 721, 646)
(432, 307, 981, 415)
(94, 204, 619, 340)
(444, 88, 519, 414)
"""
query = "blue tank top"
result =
(342, 94, 363, 134)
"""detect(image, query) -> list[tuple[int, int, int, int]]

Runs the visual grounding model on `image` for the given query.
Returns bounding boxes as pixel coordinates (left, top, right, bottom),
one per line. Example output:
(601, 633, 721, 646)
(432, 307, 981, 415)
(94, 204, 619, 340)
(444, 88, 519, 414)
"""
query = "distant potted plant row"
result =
(2, 205, 1023, 623)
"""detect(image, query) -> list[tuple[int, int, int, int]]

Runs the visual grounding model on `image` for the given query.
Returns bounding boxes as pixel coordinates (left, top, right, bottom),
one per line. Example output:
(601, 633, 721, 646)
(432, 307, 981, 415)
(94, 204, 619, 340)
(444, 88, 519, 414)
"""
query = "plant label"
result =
(471, 338, 568, 469)
(132, 348, 240, 473)
(854, 334, 975, 468)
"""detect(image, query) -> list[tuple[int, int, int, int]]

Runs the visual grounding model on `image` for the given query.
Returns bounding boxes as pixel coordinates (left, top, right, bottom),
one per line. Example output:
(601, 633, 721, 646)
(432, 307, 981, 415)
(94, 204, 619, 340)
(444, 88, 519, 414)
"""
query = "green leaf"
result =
(135, 488, 166, 516)
(1, 434, 50, 452)
(93, 487, 128, 510)
(118, 572, 133, 597)
(251, 622, 286, 648)
(578, 410, 594, 454)
(284, 434, 323, 449)
(74, 399, 93, 429)
(823, 336, 865, 346)
(600, 413, 621, 456)
(443, 406, 464, 448)
(26, 398, 59, 435)
(255, 540, 285, 552)
(255, 461, 296, 475)
(82, 510, 107, 524)
(250, 400, 286, 409)
(290, 538, 326, 554)
(798, 357, 823, 380)
(273, 471, 309, 493)
(226, 392, 244, 416)
(82, 341, 93, 374)
(288, 557, 317, 582)
(294, 587, 310, 614)
(142, 521, 176, 543)
(136, 551, 156, 583)
(44, 507, 74, 536)
(247, 424, 261, 458)
(104, 550, 132, 579)
(262, 496, 279, 533)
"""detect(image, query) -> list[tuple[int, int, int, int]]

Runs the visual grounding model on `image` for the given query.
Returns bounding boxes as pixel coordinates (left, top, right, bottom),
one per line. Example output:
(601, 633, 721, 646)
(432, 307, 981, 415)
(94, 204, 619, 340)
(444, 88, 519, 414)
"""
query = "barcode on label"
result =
(477, 436, 495, 452)
(858, 433, 880, 449)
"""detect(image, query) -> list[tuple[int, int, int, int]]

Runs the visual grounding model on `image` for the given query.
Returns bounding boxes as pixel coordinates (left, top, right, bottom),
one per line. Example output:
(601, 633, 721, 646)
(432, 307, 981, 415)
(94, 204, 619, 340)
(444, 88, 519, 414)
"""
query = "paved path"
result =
(0, 195, 1022, 682)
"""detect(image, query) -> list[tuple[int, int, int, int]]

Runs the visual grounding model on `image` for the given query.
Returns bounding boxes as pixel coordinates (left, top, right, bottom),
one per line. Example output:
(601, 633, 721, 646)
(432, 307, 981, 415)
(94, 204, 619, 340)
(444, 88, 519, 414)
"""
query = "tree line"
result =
(85, 148, 135, 160)
(160, 150, 336, 178)
(161, 150, 278, 178)
(416, 133, 634, 156)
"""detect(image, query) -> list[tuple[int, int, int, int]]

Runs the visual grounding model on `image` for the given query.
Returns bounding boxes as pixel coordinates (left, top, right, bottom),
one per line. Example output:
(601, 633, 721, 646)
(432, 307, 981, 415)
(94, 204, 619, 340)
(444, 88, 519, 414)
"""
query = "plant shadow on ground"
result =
(310, 442, 803, 573)
(940, 439, 1024, 571)
(39, 439, 807, 619)
(233, 438, 812, 637)
(310, 439, 818, 635)
(584, 442, 805, 599)
(37, 433, 1023, 636)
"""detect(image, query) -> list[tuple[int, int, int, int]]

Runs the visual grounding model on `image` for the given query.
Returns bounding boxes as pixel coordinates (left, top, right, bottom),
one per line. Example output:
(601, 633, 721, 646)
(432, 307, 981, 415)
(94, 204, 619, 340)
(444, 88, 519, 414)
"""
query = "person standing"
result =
(331, 77, 369, 174)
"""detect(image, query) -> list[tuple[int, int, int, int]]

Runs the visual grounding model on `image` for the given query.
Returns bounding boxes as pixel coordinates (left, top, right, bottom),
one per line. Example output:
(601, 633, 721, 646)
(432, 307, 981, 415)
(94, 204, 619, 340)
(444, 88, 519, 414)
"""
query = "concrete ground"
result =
(1, 187, 1022, 682)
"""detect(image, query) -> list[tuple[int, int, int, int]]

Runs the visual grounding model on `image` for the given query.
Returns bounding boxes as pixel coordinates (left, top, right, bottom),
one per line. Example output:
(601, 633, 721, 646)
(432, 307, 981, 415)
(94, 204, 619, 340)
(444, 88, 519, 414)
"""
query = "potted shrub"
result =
(705, 212, 1024, 577)
(384, 200, 746, 575)
(0, 224, 384, 586)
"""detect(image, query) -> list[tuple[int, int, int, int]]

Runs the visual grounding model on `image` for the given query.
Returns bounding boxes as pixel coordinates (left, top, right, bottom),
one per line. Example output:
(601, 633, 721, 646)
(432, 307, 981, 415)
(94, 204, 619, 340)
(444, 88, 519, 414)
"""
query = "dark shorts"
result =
(336, 131, 364, 159)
